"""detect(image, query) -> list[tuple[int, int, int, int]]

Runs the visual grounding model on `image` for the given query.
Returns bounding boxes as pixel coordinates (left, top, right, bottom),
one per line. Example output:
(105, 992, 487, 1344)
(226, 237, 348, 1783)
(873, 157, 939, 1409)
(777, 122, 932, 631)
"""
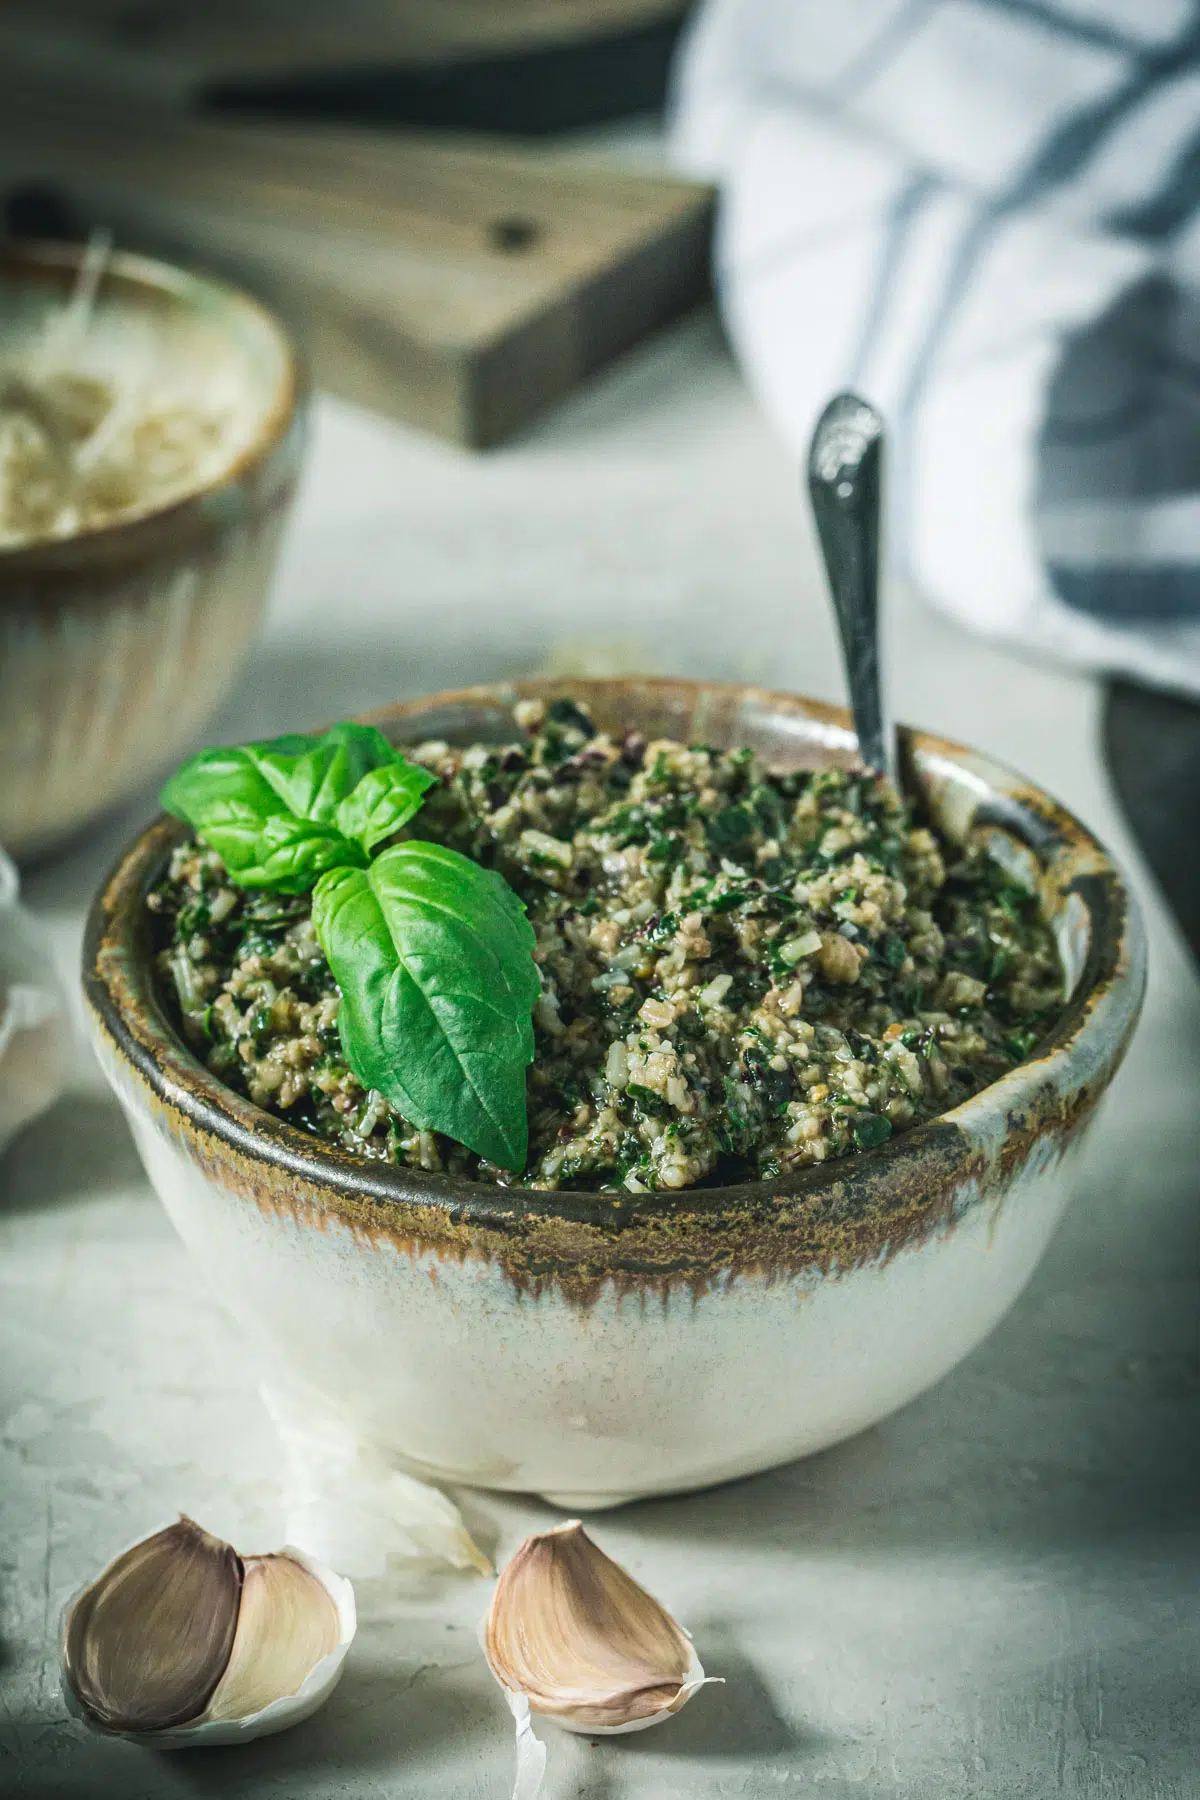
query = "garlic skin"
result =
(263, 1382, 492, 1578)
(483, 1520, 711, 1737)
(61, 1518, 356, 1748)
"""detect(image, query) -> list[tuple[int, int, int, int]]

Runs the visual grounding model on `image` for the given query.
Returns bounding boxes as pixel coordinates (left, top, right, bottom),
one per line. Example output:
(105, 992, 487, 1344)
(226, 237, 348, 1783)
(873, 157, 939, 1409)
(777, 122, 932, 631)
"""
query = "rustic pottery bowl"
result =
(1, 241, 306, 857)
(83, 679, 1145, 1510)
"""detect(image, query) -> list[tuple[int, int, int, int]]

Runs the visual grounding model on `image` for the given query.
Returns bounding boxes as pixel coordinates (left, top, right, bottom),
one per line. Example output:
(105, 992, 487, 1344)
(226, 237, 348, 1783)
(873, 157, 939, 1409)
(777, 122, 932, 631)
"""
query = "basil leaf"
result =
(244, 722, 412, 827)
(312, 842, 539, 1170)
(160, 724, 436, 890)
(160, 746, 357, 892)
(240, 813, 365, 891)
(334, 760, 436, 855)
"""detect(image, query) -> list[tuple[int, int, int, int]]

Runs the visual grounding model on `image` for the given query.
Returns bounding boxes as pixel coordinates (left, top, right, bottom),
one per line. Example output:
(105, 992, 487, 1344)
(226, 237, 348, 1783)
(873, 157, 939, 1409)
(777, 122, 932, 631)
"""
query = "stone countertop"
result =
(2, 311, 1197, 1800)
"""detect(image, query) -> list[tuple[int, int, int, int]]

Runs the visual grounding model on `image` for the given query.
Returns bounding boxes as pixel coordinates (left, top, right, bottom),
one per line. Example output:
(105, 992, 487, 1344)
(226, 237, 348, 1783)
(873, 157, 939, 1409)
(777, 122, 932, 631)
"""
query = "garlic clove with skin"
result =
(62, 1518, 241, 1734)
(201, 1549, 343, 1726)
(484, 1520, 714, 1736)
(61, 1518, 355, 1748)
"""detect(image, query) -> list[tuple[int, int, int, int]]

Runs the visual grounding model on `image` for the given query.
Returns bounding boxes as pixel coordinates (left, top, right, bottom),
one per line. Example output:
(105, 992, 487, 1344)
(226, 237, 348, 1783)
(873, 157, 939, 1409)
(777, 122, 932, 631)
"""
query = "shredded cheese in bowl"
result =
(0, 235, 256, 550)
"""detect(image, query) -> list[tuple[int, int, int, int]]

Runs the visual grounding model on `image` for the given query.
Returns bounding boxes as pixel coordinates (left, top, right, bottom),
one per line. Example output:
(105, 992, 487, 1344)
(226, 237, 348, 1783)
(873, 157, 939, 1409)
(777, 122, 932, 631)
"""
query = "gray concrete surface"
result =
(2, 310, 1197, 1799)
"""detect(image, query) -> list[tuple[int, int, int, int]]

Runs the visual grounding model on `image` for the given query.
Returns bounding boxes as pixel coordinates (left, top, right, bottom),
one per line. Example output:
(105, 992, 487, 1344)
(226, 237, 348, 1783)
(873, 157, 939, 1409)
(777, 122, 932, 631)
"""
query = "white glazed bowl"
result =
(83, 680, 1145, 1510)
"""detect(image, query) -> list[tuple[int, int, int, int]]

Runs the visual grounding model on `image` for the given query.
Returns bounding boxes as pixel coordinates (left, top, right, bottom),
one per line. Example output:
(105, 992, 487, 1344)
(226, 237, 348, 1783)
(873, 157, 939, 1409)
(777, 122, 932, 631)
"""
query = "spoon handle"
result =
(807, 392, 893, 783)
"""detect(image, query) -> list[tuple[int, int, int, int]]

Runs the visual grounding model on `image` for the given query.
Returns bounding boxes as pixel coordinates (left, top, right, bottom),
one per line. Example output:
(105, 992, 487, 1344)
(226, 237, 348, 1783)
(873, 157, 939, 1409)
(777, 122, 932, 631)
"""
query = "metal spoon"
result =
(807, 391, 895, 785)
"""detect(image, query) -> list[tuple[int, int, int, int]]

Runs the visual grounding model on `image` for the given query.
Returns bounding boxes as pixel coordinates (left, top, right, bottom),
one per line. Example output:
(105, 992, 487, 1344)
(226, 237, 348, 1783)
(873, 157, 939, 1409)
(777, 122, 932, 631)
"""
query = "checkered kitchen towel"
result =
(670, 0, 1200, 697)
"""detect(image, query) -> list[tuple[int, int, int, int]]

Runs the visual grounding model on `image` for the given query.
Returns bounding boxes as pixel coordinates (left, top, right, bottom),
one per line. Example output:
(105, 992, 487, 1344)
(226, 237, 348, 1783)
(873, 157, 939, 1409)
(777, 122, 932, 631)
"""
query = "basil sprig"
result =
(161, 723, 538, 1170)
(160, 722, 435, 893)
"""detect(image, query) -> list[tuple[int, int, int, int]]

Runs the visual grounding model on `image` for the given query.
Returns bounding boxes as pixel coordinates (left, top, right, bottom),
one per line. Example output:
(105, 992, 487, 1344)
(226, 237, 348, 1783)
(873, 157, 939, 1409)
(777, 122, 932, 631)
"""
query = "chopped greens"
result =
(149, 698, 1063, 1193)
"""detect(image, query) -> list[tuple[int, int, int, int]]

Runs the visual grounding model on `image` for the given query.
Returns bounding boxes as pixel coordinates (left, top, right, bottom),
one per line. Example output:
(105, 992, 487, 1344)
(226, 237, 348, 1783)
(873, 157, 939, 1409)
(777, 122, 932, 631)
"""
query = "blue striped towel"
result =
(670, 0, 1200, 696)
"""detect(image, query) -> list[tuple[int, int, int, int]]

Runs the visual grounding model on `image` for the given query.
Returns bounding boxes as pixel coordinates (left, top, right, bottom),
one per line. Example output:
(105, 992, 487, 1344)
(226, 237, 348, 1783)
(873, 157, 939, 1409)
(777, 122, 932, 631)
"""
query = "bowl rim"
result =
(82, 677, 1147, 1237)
(0, 238, 306, 577)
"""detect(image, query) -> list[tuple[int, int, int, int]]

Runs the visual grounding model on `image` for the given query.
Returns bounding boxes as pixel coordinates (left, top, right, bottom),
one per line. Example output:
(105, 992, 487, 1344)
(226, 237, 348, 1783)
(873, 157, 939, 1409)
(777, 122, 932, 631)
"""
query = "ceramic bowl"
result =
(83, 679, 1145, 1510)
(0, 241, 306, 857)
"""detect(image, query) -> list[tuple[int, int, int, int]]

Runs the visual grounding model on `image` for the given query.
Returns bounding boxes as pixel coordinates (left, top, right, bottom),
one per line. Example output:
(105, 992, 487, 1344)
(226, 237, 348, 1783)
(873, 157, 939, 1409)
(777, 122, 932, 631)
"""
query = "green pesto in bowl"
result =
(147, 697, 1062, 1194)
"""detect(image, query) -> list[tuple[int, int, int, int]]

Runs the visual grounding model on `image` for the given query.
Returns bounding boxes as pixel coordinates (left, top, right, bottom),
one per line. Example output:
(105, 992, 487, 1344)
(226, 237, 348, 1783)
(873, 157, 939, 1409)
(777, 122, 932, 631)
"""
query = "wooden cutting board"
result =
(0, 88, 713, 446)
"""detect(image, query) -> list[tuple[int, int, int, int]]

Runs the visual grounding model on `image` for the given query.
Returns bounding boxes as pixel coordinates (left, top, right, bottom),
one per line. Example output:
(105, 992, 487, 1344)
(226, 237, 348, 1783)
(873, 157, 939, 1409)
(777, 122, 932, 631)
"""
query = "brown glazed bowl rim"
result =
(83, 678, 1146, 1238)
(0, 239, 306, 579)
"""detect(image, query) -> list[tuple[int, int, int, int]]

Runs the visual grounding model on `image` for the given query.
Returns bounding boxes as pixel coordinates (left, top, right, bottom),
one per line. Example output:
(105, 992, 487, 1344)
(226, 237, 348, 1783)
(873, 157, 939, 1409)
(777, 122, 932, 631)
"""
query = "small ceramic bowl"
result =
(83, 679, 1145, 1510)
(1, 241, 306, 857)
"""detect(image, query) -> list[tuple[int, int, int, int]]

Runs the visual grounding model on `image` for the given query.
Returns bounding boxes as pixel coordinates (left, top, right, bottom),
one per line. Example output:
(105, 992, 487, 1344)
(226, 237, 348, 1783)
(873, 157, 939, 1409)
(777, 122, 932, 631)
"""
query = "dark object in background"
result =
(3, 181, 80, 242)
(1104, 679, 1200, 959)
(209, 17, 685, 135)
(0, 0, 689, 135)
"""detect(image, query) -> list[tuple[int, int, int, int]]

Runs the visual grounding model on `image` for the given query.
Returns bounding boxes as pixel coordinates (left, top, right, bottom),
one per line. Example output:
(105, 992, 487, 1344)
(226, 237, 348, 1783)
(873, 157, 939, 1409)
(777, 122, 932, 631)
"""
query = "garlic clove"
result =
(61, 1521, 356, 1748)
(62, 1517, 241, 1734)
(484, 1520, 712, 1736)
(201, 1548, 350, 1731)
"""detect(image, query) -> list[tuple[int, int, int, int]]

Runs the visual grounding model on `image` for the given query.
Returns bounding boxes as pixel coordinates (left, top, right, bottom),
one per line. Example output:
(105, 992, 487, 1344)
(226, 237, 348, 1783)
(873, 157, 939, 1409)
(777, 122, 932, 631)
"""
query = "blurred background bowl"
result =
(0, 240, 306, 859)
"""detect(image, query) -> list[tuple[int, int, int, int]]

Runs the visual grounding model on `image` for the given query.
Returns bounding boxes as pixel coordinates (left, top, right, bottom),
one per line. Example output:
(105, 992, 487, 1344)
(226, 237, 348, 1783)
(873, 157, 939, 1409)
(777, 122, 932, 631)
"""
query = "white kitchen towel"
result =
(670, 0, 1200, 697)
